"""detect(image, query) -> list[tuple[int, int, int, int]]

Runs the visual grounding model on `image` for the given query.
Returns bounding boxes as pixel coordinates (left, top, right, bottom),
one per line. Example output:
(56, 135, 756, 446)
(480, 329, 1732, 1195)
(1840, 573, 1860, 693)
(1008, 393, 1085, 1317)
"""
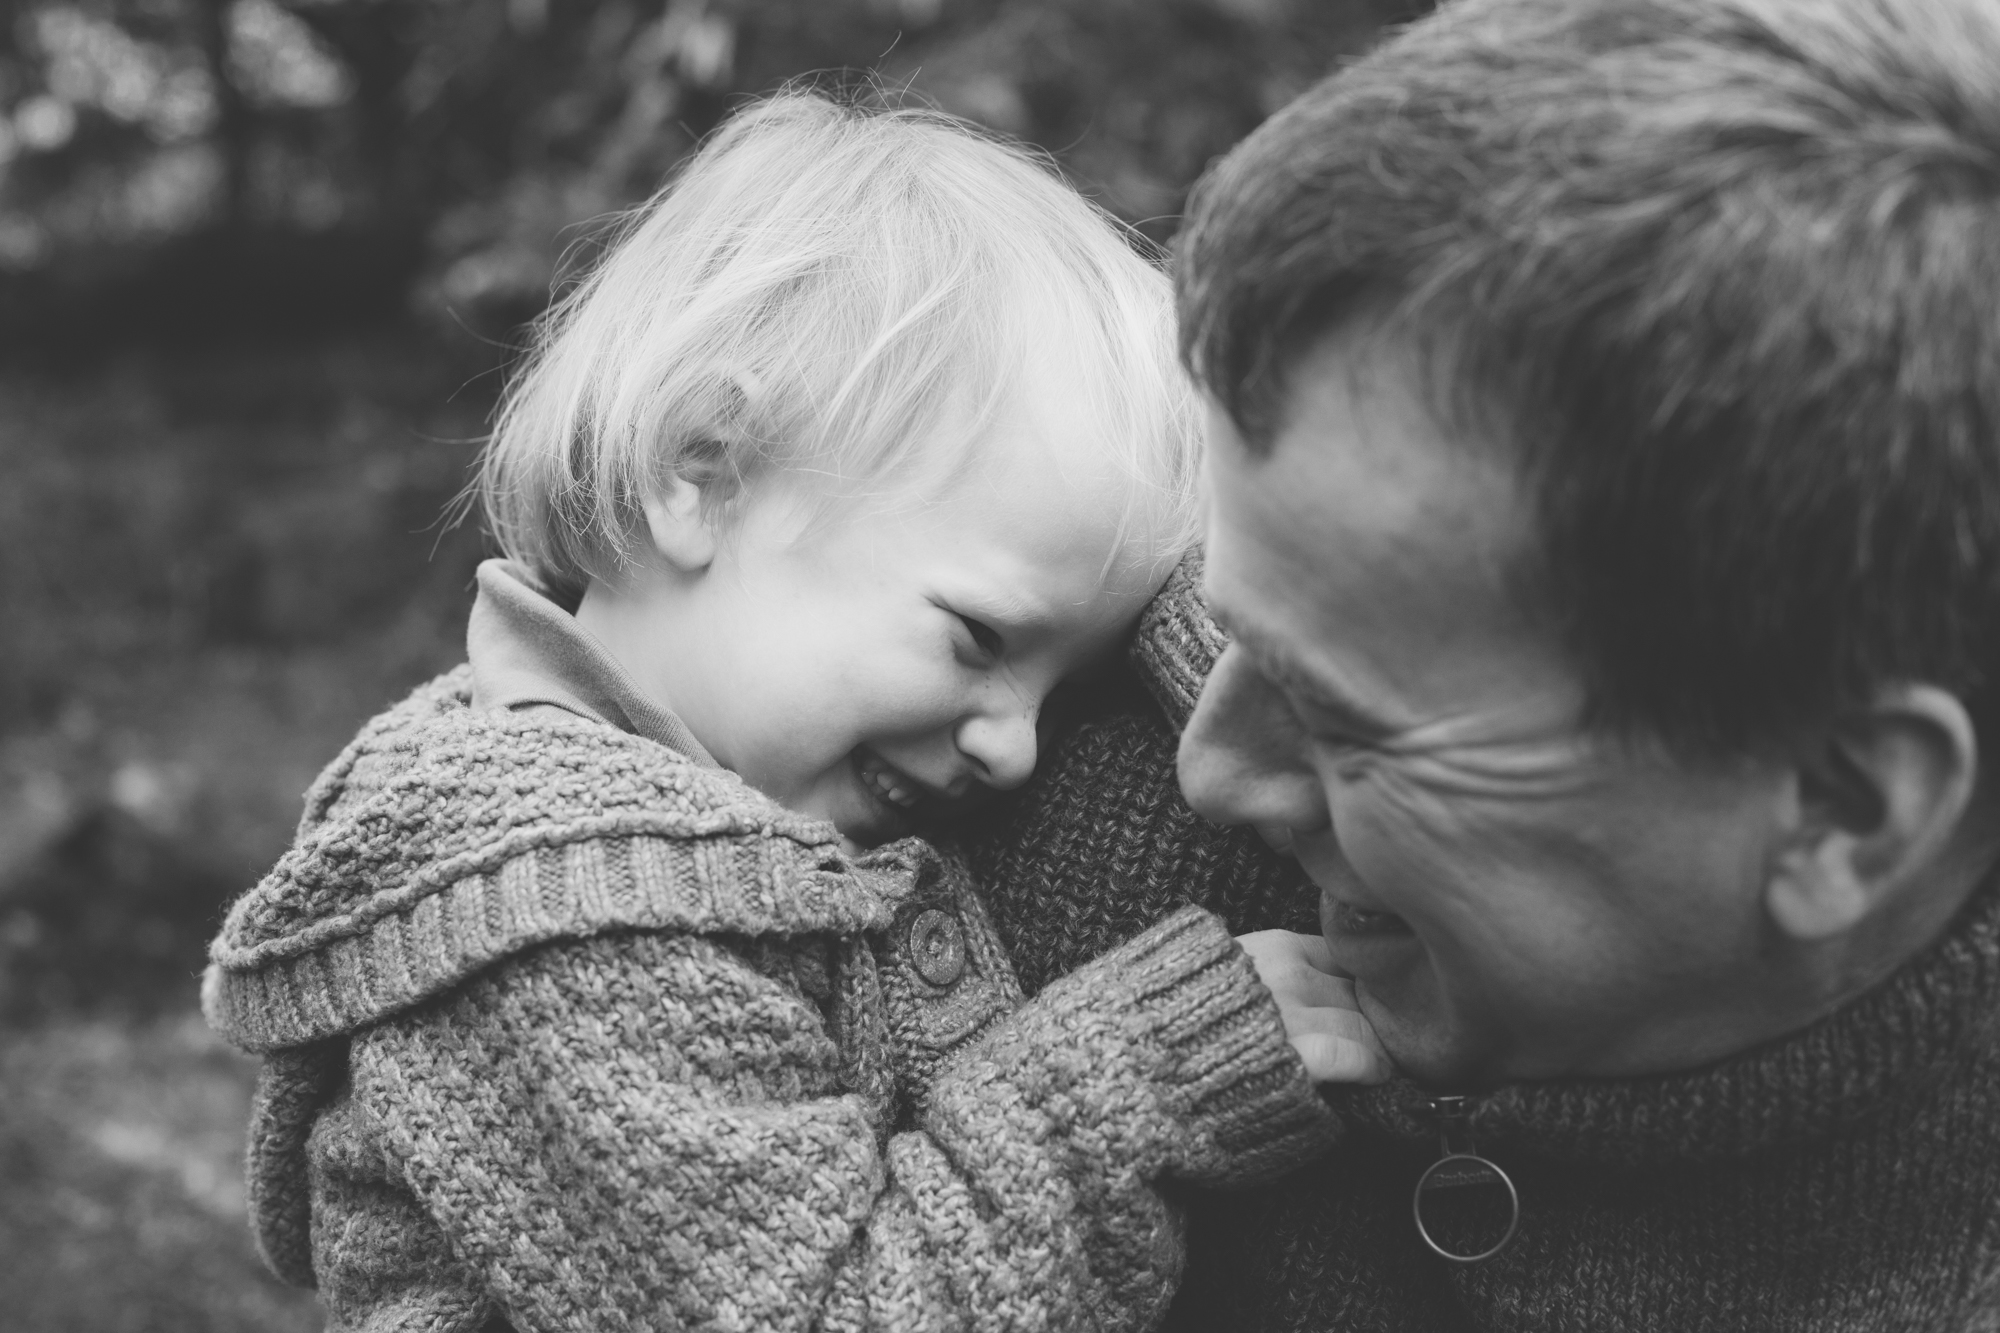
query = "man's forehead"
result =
(1200, 335, 1568, 731)
(1208, 351, 1524, 590)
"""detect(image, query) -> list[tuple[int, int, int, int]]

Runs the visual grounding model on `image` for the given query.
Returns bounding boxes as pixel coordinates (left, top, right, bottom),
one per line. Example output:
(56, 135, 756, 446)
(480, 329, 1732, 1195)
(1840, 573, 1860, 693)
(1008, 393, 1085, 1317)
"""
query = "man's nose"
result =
(1177, 644, 1330, 832)
(956, 696, 1040, 792)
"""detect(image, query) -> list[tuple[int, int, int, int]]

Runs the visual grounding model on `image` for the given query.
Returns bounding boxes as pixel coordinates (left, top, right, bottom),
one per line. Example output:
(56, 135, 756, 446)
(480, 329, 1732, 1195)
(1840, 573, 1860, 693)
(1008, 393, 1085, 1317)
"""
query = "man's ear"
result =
(640, 475, 717, 573)
(1765, 684, 1979, 941)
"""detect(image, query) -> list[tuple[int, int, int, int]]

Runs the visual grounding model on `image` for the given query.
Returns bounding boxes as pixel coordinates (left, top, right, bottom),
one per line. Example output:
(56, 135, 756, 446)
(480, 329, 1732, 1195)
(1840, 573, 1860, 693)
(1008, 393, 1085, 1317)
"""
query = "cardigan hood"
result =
(202, 669, 924, 1052)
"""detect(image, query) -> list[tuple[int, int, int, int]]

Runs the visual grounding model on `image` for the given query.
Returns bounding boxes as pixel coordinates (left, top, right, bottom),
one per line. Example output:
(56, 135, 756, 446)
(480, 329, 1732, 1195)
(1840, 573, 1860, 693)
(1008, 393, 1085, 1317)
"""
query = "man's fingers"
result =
(1291, 1031, 1392, 1085)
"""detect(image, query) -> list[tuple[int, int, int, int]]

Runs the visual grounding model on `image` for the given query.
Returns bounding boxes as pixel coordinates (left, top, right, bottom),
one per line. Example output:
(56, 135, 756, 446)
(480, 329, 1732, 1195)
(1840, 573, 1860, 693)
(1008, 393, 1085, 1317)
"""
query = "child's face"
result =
(644, 388, 1172, 849)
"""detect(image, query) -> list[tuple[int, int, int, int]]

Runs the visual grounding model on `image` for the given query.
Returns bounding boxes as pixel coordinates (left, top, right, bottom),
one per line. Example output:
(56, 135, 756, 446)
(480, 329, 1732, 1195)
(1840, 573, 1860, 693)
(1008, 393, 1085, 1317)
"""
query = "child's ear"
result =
(1764, 684, 1979, 941)
(640, 476, 718, 573)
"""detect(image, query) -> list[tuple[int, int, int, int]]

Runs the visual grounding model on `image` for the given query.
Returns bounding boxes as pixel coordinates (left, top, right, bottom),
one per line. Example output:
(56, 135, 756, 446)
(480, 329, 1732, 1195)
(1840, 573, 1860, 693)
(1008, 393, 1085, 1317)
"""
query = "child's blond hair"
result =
(479, 91, 1200, 592)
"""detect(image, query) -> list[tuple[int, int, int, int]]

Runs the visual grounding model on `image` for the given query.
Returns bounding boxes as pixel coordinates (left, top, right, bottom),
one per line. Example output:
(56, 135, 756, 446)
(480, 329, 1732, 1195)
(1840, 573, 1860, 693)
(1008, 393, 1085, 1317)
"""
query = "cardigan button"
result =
(906, 908, 966, 987)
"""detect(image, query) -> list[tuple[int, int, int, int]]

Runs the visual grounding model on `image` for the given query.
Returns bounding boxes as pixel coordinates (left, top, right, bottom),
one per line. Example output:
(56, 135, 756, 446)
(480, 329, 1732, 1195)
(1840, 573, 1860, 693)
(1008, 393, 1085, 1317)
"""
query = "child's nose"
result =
(955, 706, 1039, 791)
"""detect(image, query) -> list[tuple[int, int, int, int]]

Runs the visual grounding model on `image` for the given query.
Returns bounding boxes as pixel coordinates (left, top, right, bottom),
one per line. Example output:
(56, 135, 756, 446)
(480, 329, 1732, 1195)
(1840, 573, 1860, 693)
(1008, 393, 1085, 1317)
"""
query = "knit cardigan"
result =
(965, 555, 2000, 1332)
(203, 642, 1337, 1332)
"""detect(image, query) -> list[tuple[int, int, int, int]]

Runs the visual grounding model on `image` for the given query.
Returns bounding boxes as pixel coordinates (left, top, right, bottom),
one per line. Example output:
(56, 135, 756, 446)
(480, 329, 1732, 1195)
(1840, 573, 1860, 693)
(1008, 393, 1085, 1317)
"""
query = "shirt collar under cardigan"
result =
(466, 558, 719, 768)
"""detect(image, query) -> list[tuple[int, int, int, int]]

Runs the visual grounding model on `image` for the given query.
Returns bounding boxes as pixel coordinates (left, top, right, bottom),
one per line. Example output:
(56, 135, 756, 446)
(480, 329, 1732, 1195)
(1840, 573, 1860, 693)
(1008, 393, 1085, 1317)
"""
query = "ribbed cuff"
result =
(1129, 550, 1228, 731)
(1108, 907, 1342, 1185)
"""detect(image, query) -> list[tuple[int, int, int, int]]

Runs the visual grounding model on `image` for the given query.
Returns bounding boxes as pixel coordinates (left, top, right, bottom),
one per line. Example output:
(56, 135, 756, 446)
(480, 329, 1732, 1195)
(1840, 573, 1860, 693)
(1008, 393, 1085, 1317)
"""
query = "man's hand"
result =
(1236, 930, 1393, 1084)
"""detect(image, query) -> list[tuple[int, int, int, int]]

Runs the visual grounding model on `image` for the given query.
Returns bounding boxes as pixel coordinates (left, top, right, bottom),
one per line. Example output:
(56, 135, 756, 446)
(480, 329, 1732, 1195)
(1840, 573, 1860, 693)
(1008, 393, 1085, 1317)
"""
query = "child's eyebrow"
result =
(956, 587, 1056, 630)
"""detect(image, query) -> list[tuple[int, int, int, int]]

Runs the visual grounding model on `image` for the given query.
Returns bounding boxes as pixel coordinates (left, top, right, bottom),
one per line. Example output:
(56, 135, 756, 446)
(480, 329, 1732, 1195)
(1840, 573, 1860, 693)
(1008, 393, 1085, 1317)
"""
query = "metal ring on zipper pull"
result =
(1413, 1095, 1520, 1264)
(1412, 1152, 1519, 1263)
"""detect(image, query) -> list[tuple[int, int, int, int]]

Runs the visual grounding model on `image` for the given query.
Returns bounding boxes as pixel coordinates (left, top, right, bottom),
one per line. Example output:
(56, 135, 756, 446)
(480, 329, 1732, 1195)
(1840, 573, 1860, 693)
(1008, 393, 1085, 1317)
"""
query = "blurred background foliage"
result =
(0, 1, 1424, 1327)
(0, 0, 1420, 348)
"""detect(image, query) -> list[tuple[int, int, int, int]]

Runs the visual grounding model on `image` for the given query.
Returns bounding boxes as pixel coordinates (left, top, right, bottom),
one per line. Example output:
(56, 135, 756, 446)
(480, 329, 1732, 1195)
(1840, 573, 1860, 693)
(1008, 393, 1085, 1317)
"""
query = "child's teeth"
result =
(862, 755, 919, 809)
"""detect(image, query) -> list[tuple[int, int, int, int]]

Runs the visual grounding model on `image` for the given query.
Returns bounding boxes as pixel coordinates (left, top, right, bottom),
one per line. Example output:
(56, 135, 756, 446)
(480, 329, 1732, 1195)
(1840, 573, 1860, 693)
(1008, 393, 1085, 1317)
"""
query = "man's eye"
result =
(956, 613, 1004, 658)
(1284, 693, 1372, 751)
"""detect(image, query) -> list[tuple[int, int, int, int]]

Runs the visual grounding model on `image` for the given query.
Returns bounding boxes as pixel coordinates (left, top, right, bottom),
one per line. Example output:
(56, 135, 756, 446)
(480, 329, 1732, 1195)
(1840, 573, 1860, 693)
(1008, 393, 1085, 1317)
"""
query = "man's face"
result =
(1179, 330, 1803, 1087)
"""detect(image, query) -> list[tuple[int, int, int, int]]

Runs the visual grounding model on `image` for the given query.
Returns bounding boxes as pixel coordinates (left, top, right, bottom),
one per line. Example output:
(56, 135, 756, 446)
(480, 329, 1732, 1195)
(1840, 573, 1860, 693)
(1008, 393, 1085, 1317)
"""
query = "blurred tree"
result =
(0, 0, 1429, 351)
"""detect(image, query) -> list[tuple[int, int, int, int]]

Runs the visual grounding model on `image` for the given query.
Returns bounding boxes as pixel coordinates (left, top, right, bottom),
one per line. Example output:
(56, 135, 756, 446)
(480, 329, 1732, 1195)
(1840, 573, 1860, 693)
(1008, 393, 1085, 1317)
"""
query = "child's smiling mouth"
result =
(848, 745, 1013, 847)
(857, 746, 924, 811)
(853, 746, 956, 840)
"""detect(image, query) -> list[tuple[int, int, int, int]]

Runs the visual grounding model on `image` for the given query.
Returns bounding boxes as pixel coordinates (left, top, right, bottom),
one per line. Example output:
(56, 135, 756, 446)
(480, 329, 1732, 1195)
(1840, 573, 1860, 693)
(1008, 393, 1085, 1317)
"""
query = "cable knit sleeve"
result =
(324, 907, 1333, 1333)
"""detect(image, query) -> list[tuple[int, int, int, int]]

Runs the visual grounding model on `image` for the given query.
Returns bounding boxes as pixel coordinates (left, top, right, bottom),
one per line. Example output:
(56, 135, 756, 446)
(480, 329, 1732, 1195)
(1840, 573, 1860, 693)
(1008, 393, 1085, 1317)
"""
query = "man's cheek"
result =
(1342, 847, 1468, 939)
(1328, 766, 1486, 910)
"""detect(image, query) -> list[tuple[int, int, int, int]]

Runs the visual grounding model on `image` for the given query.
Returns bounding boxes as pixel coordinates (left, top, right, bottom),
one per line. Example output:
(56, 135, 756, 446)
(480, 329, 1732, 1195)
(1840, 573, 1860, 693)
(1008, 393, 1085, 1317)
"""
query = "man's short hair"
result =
(1178, 0, 2000, 752)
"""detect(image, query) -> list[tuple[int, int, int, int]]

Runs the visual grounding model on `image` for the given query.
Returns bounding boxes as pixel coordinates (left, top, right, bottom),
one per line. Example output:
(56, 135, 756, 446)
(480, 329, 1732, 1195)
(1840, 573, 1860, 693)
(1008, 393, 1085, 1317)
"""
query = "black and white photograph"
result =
(3, 0, 1998, 1328)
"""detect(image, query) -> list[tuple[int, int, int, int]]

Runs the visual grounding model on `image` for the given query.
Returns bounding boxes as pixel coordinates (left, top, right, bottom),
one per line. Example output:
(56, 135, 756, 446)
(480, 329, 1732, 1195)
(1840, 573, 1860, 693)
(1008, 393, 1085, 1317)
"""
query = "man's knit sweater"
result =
(202, 561, 1337, 1333)
(965, 556, 2000, 1332)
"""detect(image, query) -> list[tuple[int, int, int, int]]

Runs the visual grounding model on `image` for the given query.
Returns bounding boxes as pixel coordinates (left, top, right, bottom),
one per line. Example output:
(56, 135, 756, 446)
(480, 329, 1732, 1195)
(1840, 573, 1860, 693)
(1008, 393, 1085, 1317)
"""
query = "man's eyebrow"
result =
(1211, 606, 1398, 737)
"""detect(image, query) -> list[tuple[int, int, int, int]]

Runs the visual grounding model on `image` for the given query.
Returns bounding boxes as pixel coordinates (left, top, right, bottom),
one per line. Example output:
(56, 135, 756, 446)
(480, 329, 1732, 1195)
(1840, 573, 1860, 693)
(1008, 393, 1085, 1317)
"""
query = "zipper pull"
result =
(1412, 1094, 1520, 1263)
(1432, 1093, 1474, 1155)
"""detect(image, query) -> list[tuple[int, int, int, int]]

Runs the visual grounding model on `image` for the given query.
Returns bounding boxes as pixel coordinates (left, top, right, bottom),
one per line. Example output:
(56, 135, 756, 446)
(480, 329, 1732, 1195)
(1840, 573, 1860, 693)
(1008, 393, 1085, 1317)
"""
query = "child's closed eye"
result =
(954, 612, 1004, 660)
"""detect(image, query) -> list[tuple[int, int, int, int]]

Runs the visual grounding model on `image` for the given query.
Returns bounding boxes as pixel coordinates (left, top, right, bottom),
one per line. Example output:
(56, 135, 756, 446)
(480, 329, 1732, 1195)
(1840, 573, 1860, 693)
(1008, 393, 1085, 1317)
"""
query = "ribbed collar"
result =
(467, 559, 718, 767)
(1332, 871, 2000, 1167)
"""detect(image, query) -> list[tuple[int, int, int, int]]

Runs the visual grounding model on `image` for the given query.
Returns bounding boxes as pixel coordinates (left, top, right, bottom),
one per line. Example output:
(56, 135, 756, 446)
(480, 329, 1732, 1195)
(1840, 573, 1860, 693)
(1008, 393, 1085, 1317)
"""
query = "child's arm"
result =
(318, 906, 1335, 1333)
